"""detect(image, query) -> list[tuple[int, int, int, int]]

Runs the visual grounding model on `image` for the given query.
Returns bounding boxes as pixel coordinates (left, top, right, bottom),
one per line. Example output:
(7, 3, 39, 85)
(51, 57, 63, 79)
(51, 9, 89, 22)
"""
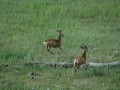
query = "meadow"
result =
(0, 0, 120, 90)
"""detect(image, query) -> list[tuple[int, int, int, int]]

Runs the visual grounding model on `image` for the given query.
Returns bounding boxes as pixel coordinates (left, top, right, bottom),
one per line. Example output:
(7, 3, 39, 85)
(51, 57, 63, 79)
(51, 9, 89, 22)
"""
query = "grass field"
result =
(0, 0, 120, 90)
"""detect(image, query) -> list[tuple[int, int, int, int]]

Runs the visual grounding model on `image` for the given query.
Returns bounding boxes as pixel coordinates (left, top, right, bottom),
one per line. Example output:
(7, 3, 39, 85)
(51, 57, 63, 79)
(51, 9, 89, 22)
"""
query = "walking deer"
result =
(43, 30, 66, 54)
(72, 43, 89, 75)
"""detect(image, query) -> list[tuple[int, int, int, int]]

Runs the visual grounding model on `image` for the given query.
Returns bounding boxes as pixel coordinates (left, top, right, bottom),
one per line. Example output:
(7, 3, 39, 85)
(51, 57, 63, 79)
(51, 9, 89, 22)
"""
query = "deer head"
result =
(56, 30, 64, 37)
(80, 43, 89, 52)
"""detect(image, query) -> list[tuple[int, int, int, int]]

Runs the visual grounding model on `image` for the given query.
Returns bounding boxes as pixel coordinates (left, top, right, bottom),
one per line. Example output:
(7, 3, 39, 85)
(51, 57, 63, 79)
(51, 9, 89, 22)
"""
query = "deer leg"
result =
(80, 63, 87, 69)
(58, 47, 66, 53)
(72, 63, 78, 75)
(47, 47, 54, 54)
(46, 46, 49, 51)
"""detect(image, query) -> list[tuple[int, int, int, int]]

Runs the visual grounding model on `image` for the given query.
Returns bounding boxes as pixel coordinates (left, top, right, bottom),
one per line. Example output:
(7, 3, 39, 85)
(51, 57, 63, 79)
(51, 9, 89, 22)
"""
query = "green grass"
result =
(0, 0, 120, 89)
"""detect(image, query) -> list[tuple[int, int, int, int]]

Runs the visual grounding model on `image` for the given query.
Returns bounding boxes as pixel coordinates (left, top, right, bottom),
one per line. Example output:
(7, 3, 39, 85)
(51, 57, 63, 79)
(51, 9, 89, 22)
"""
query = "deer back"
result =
(45, 38, 61, 48)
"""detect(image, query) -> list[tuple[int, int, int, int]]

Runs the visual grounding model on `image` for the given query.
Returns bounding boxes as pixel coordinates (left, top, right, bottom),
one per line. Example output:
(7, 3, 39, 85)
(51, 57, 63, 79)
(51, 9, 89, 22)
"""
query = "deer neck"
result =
(58, 34, 61, 41)
(82, 50, 86, 58)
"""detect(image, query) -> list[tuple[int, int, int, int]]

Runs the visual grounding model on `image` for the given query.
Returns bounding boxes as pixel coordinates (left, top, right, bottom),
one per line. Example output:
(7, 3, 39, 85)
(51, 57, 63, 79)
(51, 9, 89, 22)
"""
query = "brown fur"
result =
(72, 44, 88, 74)
(44, 30, 66, 54)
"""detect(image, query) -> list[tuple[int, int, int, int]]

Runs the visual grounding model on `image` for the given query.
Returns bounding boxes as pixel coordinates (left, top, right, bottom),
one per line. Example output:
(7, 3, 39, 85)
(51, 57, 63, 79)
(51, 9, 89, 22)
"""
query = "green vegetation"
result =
(0, 0, 120, 89)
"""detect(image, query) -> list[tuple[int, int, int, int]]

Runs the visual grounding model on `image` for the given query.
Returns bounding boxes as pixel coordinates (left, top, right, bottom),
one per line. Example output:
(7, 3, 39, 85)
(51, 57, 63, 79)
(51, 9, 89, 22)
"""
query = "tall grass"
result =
(0, 0, 120, 89)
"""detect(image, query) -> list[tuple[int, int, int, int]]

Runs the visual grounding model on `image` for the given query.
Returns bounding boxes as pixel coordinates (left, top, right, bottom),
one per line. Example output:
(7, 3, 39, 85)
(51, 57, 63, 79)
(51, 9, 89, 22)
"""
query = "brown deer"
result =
(72, 43, 89, 75)
(43, 30, 66, 54)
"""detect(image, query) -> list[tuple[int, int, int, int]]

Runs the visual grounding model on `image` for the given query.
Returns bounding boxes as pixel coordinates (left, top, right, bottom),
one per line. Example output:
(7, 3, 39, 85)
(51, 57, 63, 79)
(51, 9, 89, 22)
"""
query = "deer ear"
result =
(59, 30, 61, 33)
(82, 43, 84, 46)
(61, 33, 64, 37)
(80, 46, 84, 49)
(81, 43, 84, 47)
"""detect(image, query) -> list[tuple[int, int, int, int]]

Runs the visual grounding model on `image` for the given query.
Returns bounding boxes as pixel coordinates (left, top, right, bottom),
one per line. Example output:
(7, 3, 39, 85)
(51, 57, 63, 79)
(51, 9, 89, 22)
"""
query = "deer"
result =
(43, 30, 66, 54)
(72, 43, 89, 75)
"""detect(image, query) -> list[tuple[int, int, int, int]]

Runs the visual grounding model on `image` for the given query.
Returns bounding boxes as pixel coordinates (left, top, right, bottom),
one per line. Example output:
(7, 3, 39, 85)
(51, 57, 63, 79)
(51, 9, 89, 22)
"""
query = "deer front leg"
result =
(58, 47, 66, 53)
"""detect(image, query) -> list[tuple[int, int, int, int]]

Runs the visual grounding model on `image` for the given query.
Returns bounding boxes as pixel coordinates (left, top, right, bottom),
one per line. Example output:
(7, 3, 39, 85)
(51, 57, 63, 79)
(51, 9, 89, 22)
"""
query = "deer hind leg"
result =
(46, 46, 49, 51)
(72, 63, 79, 75)
(46, 46, 54, 54)
(72, 59, 80, 75)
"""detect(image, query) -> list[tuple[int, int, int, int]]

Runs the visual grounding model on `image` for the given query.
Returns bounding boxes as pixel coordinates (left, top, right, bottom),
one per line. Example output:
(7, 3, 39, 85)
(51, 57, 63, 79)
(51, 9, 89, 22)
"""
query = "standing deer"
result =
(72, 43, 89, 75)
(43, 30, 66, 54)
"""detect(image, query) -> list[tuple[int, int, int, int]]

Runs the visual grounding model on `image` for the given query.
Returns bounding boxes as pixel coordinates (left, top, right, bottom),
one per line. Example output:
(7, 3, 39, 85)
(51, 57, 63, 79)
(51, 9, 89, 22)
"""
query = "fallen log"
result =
(56, 62, 73, 68)
(24, 62, 73, 68)
(24, 61, 120, 68)
(13, 66, 23, 68)
(25, 62, 44, 66)
(87, 61, 120, 68)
